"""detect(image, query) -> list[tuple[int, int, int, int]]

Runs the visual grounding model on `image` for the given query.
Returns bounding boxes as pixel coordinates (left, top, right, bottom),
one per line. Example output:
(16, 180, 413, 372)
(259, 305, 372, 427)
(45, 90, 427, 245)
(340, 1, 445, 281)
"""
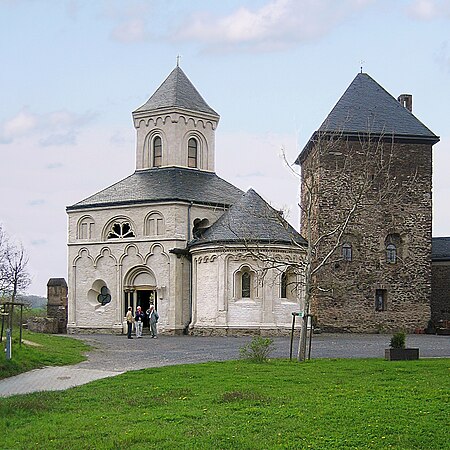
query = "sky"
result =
(1, 0, 449, 296)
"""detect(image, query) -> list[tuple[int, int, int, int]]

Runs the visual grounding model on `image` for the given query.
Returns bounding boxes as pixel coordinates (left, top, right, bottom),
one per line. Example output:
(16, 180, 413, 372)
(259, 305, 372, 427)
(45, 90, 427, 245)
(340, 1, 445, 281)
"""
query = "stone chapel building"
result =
(296, 72, 440, 333)
(66, 66, 306, 335)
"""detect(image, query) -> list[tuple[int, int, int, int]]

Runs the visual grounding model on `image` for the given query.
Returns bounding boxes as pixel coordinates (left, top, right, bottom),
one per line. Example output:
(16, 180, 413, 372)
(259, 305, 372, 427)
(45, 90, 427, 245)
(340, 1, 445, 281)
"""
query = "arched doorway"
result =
(123, 266, 158, 328)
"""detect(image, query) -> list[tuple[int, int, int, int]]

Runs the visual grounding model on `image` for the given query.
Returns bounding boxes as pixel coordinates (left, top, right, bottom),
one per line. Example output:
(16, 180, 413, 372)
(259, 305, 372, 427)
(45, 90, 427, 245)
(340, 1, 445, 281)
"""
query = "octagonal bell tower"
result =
(132, 65, 220, 172)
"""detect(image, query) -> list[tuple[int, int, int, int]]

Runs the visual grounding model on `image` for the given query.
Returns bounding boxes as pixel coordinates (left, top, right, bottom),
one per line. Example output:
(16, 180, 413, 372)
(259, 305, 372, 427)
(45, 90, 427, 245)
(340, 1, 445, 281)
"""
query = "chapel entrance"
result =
(123, 265, 159, 329)
(124, 289, 157, 328)
(137, 290, 157, 328)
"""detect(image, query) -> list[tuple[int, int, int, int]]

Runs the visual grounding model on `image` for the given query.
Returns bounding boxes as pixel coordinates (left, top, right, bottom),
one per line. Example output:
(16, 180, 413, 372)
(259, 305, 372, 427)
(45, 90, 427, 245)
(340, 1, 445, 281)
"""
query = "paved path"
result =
(1, 333, 448, 397)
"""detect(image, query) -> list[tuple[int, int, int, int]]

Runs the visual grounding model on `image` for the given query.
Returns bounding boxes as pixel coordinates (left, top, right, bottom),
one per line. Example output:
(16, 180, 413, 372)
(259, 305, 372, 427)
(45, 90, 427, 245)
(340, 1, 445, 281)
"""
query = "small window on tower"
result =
(188, 138, 198, 168)
(153, 136, 162, 167)
(342, 243, 352, 262)
(375, 289, 387, 311)
(386, 244, 397, 264)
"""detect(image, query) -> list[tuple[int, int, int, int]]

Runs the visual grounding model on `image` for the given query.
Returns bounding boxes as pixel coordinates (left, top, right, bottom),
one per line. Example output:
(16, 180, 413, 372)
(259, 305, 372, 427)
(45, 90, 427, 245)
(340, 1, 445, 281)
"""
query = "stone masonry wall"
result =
(301, 139, 432, 333)
(431, 262, 450, 323)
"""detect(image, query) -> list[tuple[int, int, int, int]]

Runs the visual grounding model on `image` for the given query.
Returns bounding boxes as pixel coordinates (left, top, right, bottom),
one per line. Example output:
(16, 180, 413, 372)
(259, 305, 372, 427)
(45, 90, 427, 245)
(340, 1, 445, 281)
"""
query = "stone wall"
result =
(27, 317, 59, 334)
(431, 262, 450, 323)
(47, 278, 68, 333)
(301, 138, 433, 333)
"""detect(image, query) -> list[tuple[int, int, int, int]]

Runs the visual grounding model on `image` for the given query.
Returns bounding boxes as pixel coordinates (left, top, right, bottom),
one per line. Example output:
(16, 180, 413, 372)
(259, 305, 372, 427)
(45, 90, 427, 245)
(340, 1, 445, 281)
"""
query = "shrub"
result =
(239, 336, 274, 363)
(390, 332, 406, 349)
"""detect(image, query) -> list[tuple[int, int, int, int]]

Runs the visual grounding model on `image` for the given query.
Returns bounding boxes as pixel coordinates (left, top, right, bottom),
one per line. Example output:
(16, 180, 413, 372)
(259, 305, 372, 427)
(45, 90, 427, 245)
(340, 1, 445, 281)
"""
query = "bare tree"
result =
(227, 129, 414, 361)
(289, 128, 418, 360)
(0, 225, 31, 302)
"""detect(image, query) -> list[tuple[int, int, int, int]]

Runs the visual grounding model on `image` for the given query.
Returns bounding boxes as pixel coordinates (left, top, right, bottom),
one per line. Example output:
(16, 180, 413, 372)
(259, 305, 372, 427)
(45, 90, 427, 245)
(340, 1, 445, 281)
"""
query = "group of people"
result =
(126, 305, 159, 339)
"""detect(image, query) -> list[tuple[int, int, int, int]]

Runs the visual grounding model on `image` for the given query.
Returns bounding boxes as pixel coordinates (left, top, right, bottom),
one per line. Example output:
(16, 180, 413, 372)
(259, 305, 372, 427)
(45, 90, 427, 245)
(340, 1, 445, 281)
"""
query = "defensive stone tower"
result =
(296, 73, 439, 333)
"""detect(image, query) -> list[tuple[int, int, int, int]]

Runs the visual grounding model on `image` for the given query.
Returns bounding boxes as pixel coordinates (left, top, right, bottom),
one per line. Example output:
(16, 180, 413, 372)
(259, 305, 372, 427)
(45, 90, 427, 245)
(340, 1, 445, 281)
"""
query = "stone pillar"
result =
(47, 278, 68, 334)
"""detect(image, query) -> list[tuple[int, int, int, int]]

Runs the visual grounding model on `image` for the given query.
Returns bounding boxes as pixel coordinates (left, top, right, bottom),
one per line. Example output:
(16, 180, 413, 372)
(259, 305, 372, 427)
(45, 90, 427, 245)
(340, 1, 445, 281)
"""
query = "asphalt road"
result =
(1, 333, 448, 397)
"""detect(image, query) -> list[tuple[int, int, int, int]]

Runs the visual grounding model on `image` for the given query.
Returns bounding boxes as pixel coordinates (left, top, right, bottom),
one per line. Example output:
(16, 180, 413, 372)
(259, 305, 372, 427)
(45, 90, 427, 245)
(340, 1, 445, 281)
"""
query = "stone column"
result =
(47, 278, 68, 334)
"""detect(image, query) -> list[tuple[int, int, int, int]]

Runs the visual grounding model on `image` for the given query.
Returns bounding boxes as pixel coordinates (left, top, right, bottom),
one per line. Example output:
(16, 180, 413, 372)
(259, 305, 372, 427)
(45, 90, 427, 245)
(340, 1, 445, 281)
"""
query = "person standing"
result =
(135, 306, 144, 338)
(126, 307, 134, 339)
(147, 304, 159, 338)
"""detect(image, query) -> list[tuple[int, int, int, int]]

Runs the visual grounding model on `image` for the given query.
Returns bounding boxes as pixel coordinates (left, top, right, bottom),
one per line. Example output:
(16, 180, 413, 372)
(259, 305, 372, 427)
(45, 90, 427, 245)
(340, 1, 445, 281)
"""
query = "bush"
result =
(390, 332, 406, 349)
(239, 336, 274, 363)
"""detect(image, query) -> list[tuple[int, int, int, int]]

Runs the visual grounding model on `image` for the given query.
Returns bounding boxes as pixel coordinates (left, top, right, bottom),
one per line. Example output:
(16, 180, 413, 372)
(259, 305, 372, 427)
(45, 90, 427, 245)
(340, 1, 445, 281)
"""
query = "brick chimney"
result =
(398, 94, 413, 112)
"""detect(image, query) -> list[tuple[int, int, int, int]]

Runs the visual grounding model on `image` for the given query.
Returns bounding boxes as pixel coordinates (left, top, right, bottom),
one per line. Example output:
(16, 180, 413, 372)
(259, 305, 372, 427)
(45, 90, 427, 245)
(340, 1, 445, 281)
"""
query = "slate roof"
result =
(432, 237, 450, 261)
(133, 66, 219, 117)
(189, 188, 307, 248)
(297, 72, 439, 163)
(67, 167, 243, 211)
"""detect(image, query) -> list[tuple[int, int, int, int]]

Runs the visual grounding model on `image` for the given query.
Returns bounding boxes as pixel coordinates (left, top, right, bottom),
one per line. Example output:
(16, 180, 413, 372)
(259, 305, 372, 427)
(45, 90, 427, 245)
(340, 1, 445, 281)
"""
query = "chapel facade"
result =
(296, 73, 440, 333)
(66, 66, 306, 335)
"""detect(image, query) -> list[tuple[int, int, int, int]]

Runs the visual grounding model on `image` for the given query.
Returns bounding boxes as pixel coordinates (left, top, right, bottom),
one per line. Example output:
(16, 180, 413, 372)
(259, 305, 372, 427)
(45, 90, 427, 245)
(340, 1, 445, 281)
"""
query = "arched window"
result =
(153, 136, 162, 167)
(342, 243, 352, 261)
(386, 244, 397, 264)
(78, 216, 95, 240)
(280, 268, 296, 300)
(234, 266, 255, 299)
(188, 138, 198, 168)
(241, 272, 251, 298)
(145, 212, 165, 236)
(385, 233, 401, 264)
(107, 221, 135, 239)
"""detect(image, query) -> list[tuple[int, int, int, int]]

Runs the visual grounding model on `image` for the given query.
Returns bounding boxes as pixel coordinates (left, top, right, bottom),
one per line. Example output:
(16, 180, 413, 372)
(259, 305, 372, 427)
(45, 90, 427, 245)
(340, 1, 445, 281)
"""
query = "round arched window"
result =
(188, 138, 198, 168)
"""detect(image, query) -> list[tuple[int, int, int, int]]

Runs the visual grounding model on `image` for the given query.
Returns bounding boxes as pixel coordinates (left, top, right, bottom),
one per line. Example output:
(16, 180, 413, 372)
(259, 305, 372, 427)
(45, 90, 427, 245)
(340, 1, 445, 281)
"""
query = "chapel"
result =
(66, 65, 306, 335)
(66, 66, 446, 335)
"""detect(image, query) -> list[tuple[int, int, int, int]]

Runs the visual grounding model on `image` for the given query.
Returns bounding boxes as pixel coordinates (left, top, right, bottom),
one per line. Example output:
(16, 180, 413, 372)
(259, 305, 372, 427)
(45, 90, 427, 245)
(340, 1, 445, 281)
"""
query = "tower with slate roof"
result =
(296, 72, 440, 333)
(66, 66, 305, 335)
(132, 65, 219, 172)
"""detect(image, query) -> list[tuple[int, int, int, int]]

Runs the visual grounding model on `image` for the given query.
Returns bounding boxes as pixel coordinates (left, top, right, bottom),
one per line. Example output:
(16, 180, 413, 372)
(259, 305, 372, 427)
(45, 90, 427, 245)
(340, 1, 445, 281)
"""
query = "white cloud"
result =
(173, 0, 374, 52)
(0, 108, 96, 146)
(407, 0, 450, 20)
(111, 18, 148, 43)
(0, 109, 37, 143)
(104, 1, 153, 43)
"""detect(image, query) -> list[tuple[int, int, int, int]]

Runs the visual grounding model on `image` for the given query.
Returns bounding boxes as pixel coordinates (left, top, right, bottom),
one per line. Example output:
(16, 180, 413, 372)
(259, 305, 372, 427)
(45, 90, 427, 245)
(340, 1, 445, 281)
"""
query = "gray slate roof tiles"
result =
(432, 237, 450, 261)
(67, 167, 243, 211)
(319, 73, 438, 138)
(189, 188, 307, 247)
(297, 73, 439, 163)
(133, 66, 219, 117)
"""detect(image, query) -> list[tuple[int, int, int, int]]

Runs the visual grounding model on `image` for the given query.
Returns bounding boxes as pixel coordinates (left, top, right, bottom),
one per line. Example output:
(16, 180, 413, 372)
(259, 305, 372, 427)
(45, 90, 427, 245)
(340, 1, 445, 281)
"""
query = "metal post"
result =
(19, 305, 23, 346)
(290, 312, 300, 361)
(6, 328, 12, 360)
(307, 314, 313, 360)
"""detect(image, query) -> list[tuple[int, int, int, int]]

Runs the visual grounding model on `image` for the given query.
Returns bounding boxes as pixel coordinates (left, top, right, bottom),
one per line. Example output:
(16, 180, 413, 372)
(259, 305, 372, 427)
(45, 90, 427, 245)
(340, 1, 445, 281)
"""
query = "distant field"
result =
(1, 358, 448, 449)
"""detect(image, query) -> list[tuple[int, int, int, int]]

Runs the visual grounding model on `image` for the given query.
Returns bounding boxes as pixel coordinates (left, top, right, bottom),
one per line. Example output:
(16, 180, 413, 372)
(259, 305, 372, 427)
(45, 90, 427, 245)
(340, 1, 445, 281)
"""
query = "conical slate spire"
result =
(189, 188, 306, 247)
(133, 66, 219, 117)
(318, 73, 438, 139)
(296, 72, 439, 163)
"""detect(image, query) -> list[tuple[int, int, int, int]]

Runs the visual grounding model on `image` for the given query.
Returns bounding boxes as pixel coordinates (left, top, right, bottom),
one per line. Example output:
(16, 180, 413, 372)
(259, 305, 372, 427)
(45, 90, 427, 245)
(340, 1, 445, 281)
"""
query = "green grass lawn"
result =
(1, 358, 448, 449)
(0, 330, 90, 379)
